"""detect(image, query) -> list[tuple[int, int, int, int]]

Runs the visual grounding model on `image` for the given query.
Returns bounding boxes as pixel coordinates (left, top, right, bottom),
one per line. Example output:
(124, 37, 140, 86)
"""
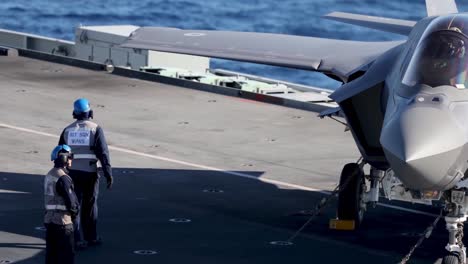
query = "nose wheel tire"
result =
(442, 253, 460, 264)
(337, 163, 365, 229)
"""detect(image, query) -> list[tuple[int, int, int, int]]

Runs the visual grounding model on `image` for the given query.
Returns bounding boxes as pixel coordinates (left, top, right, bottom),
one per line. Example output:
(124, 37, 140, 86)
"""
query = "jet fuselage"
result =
(380, 14, 468, 191)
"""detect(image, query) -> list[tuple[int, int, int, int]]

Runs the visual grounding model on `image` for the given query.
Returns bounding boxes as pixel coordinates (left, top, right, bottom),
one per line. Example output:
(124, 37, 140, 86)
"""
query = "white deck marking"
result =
(0, 122, 437, 217)
(377, 203, 437, 217)
(0, 189, 30, 194)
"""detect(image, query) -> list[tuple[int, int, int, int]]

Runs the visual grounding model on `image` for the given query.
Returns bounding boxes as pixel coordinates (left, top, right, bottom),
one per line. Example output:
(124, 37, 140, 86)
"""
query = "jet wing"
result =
(120, 27, 404, 82)
(323, 12, 416, 36)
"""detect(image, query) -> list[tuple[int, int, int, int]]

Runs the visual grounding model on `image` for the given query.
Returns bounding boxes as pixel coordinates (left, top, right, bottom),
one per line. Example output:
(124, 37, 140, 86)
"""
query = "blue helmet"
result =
(51, 144, 72, 161)
(73, 98, 91, 114)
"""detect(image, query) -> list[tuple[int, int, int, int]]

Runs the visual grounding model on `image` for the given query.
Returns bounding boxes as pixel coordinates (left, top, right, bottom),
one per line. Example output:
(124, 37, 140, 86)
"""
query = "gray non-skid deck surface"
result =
(0, 56, 445, 263)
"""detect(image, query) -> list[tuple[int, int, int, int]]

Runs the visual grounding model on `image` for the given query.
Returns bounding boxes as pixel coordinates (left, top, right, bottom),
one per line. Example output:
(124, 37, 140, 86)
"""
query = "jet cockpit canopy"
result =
(403, 15, 468, 89)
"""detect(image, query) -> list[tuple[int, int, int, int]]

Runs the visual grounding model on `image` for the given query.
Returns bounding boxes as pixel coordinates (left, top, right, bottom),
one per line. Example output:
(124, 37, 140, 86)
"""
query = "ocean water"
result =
(0, 0, 466, 88)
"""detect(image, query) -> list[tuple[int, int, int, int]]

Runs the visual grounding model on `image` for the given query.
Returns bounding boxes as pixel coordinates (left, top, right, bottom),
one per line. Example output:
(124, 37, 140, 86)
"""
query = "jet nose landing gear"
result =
(442, 216, 466, 264)
(442, 189, 468, 264)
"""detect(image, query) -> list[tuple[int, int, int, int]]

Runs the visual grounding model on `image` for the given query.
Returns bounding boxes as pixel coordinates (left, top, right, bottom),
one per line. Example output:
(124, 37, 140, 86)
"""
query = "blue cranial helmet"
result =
(73, 98, 91, 114)
(51, 145, 72, 161)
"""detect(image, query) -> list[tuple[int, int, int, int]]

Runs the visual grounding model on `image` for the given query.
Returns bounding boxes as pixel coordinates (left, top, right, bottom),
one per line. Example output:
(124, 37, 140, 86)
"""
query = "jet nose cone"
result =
(381, 105, 465, 190)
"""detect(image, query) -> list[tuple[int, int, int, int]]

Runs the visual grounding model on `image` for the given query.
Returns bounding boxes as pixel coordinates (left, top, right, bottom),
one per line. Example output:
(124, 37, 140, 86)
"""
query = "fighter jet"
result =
(120, 0, 468, 262)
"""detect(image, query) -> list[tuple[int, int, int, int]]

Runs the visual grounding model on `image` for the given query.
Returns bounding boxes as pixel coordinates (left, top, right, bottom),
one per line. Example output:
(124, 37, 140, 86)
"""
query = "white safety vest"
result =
(63, 120, 99, 172)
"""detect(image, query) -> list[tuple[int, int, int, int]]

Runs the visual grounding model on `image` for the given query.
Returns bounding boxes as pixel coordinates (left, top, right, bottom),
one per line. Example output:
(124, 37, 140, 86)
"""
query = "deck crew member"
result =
(45, 145, 79, 264)
(59, 98, 113, 248)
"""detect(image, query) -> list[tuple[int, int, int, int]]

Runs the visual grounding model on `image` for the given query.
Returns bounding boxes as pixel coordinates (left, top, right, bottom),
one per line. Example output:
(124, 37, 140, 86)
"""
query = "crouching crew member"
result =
(45, 145, 79, 264)
(59, 98, 113, 248)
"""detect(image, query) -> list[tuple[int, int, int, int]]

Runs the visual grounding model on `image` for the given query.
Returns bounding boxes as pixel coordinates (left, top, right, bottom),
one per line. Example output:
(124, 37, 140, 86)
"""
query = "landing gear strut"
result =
(337, 163, 366, 228)
(442, 190, 468, 264)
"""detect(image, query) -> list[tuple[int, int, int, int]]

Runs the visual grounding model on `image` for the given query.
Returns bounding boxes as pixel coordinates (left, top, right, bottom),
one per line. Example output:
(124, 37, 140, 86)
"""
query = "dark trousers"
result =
(45, 223, 75, 264)
(69, 169, 99, 242)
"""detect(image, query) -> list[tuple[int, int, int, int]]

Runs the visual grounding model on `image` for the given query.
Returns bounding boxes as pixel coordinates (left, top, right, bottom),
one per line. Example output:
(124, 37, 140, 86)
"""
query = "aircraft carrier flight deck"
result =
(0, 54, 449, 264)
